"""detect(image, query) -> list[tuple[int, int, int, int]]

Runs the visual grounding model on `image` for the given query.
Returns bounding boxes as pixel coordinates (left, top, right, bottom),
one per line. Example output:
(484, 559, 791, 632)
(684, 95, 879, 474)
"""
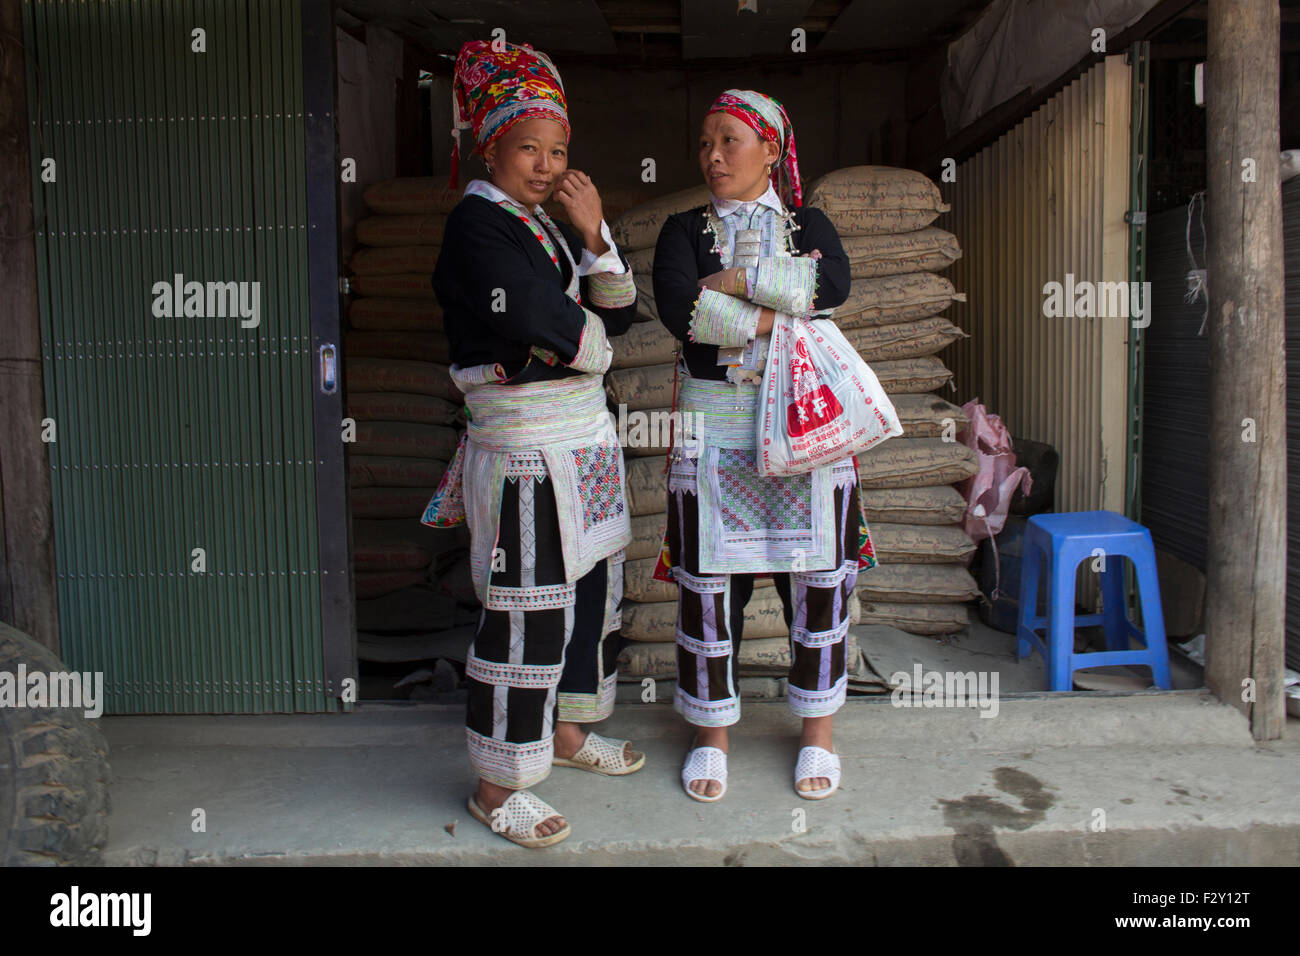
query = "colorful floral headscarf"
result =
(706, 89, 803, 208)
(449, 40, 569, 188)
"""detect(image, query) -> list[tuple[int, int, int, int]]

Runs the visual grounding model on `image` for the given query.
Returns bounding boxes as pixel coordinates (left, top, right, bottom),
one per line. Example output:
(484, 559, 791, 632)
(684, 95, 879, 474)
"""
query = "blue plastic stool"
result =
(1017, 511, 1172, 691)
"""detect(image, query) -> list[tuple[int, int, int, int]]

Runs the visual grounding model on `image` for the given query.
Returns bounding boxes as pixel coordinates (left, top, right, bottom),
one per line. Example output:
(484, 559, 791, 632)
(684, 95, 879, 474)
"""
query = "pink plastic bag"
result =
(956, 399, 1031, 544)
(757, 316, 904, 476)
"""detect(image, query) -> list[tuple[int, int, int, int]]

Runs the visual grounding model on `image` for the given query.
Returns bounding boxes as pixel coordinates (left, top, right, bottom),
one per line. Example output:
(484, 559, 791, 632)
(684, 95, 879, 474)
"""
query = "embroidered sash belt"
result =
(423, 371, 631, 604)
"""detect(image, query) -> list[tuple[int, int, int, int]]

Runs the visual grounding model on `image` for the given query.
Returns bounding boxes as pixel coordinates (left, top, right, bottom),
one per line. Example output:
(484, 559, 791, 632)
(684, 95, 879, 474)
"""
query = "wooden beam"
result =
(1205, 0, 1286, 741)
(0, 2, 59, 652)
(606, 24, 685, 33)
(807, 0, 852, 14)
(595, 0, 680, 37)
(595, 0, 681, 18)
(521, 40, 914, 69)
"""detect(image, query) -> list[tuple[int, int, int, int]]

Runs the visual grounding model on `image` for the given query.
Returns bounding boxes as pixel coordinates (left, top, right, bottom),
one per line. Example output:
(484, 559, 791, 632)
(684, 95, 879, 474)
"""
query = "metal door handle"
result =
(319, 343, 337, 394)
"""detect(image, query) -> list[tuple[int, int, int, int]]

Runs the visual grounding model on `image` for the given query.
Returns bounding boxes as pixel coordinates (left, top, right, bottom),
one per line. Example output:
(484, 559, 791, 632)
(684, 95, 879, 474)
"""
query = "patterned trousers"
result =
(666, 462, 861, 727)
(465, 458, 623, 790)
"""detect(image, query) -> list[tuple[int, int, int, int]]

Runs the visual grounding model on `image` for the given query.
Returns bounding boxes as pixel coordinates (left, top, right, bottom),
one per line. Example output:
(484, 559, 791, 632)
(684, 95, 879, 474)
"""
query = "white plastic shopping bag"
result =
(756, 315, 904, 476)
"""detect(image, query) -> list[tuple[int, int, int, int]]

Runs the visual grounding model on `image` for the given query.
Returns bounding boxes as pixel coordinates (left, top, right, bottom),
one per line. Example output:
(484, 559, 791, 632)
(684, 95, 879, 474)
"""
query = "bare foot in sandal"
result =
(554, 720, 643, 767)
(796, 715, 834, 794)
(476, 779, 566, 837)
(688, 726, 728, 798)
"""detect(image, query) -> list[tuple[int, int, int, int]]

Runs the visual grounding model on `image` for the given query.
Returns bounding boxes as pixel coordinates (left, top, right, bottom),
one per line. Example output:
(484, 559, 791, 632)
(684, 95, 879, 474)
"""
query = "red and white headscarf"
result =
(705, 89, 803, 208)
(449, 40, 569, 189)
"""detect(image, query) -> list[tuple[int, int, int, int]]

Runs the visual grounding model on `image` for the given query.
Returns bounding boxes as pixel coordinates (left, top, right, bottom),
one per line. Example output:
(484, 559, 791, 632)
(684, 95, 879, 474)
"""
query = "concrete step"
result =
(99, 692, 1300, 866)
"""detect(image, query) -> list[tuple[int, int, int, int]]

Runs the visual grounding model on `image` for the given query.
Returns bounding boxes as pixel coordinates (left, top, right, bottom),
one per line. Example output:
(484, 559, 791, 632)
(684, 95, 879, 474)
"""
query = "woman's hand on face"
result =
(554, 170, 606, 251)
(697, 268, 747, 296)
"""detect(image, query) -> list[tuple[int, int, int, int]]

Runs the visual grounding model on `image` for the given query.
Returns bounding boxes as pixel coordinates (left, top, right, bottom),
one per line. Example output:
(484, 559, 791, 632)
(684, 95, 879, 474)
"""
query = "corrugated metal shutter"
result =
(940, 57, 1132, 516)
(1285, 176, 1300, 673)
(22, 0, 331, 712)
(1143, 178, 1300, 672)
(1140, 201, 1210, 571)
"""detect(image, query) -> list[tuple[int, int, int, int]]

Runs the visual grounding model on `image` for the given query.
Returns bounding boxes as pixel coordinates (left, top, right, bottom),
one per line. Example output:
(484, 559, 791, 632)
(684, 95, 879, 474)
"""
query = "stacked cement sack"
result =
(806, 166, 981, 635)
(610, 183, 713, 326)
(608, 185, 862, 682)
(347, 178, 476, 653)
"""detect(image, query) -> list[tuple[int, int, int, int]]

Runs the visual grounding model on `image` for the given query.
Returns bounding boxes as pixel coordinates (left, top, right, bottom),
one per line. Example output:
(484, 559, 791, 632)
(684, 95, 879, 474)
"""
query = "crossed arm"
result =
(651, 208, 852, 348)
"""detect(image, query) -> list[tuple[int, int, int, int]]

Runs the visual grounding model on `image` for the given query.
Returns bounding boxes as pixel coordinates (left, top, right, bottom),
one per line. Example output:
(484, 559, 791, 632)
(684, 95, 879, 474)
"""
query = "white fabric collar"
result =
(463, 178, 592, 286)
(464, 178, 540, 216)
(710, 181, 784, 218)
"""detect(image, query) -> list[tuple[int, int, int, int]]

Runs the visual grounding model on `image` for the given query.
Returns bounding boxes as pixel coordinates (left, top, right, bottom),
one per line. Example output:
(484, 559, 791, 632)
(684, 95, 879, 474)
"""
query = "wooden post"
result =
(0, 2, 59, 652)
(1205, 0, 1286, 740)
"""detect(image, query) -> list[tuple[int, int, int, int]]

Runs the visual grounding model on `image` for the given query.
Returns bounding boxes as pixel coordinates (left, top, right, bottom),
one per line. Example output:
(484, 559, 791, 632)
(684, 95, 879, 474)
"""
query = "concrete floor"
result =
(838, 609, 1204, 695)
(99, 688, 1300, 866)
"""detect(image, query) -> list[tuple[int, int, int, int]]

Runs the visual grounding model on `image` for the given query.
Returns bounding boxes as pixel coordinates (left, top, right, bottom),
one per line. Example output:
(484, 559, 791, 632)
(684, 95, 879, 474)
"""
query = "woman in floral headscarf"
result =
(652, 90, 874, 803)
(423, 39, 641, 848)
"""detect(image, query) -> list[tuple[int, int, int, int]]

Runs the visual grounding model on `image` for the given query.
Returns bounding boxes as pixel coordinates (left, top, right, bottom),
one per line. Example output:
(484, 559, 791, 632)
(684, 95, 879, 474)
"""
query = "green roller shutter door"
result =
(23, 0, 336, 713)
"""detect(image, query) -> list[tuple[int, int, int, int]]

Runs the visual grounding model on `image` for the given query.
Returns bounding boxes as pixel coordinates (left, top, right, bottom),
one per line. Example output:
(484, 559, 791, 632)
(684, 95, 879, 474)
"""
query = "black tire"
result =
(0, 621, 111, 866)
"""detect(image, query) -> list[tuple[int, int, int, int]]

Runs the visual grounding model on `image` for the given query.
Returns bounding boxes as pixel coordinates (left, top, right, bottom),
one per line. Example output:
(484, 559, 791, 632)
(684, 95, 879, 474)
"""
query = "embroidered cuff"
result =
(557, 675, 617, 723)
(450, 362, 508, 390)
(566, 308, 613, 374)
(577, 220, 626, 276)
(749, 256, 818, 315)
(689, 289, 760, 347)
(586, 269, 637, 309)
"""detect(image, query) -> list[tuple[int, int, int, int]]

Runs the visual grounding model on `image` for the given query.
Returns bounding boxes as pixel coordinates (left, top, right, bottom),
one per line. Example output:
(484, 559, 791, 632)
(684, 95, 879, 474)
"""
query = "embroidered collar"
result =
(709, 181, 784, 218)
(464, 178, 542, 217)
(702, 200, 800, 263)
(465, 178, 579, 292)
(464, 180, 581, 383)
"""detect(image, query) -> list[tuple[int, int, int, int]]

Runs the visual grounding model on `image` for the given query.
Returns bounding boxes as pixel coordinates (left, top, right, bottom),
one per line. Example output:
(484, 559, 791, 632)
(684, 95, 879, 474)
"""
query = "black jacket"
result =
(433, 194, 637, 384)
(652, 204, 851, 380)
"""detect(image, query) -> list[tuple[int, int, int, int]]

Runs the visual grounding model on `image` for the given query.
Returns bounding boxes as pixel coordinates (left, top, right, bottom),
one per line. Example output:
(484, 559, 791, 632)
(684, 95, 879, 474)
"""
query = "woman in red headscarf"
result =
(423, 40, 642, 848)
(652, 90, 874, 803)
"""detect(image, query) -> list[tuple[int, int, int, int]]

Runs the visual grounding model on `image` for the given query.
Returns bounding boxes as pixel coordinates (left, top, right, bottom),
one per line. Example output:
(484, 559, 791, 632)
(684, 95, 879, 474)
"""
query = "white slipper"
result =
(553, 731, 646, 775)
(467, 790, 570, 848)
(682, 741, 728, 803)
(794, 746, 841, 800)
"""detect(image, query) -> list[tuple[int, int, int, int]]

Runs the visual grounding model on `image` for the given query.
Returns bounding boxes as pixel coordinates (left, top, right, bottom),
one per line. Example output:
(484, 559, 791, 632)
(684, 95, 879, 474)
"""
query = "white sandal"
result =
(681, 740, 728, 803)
(467, 790, 571, 848)
(553, 731, 646, 775)
(794, 746, 841, 800)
